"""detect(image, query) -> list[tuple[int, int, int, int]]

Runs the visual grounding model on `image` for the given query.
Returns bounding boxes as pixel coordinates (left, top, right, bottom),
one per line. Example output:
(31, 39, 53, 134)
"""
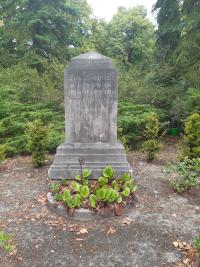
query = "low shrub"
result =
(0, 64, 64, 156)
(0, 145, 6, 166)
(26, 119, 51, 167)
(165, 157, 200, 193)
(142, 112, 162, 161)
(118, 101, 166, 149)
(193, 236, 200, 253)
(0, 230, 14, 253)
(180, 113, 200, 159)
(117, 128, 130, 152)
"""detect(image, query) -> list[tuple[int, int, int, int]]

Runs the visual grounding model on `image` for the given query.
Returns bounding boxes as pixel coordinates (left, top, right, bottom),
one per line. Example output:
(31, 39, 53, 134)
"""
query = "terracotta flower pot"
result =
(68, 208, 75, 216)
(99, 205, 113, 217)
(114, 203, 123, 216)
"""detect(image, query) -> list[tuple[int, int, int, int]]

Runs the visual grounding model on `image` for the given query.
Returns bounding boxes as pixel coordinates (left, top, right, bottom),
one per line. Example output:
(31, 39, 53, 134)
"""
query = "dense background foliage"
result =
(0, 0, 199, 155)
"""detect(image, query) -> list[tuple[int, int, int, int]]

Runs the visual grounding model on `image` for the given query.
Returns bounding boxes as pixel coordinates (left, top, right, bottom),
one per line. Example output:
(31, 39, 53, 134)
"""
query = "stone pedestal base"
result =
(48, 141, 131, 180)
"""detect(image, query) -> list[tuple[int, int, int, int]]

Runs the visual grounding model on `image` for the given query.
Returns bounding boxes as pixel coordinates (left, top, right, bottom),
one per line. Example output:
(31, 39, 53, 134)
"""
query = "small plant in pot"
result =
(49, 166, 137, 217)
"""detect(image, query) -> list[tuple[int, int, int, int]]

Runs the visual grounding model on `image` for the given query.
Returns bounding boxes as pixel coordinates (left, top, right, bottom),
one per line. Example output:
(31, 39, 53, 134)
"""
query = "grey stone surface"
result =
(48, 51, 131, 179)
(1, 154, 200, 267)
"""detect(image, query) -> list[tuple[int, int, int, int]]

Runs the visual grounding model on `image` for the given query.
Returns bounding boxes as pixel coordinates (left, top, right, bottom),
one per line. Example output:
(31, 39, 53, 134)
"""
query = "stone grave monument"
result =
(48, 51, 131, 179)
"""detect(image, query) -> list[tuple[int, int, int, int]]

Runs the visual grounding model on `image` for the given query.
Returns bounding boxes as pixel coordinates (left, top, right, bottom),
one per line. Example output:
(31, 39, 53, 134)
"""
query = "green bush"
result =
(193, 236, 200, 253)
(186, 88, 200, 114)
(142, 112, 162, 161)
(180, 113, 200, 159)
(117, 128, 130, 152)
(166, 157, 200, 193)
(0, 145, 6, 165)
(0, 64, 64, 156)
(118, 101, 166, 149)
(26, 119, 51, 167)
(0, 230, 14, 253)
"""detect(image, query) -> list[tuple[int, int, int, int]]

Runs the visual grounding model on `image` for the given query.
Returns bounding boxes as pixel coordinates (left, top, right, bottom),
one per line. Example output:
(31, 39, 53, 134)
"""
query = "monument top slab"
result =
(70, 51, 113, 69)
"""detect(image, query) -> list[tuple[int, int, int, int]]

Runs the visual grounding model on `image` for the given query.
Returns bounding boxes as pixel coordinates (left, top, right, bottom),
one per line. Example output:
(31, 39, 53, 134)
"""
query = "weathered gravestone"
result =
(48, 51, 131, 179)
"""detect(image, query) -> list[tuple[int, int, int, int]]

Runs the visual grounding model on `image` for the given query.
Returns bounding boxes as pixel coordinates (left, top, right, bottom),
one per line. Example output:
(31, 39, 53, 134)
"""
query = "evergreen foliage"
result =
(118, 102, 165, 148)
(180, 113, 200, 159)
(26, 119, 51, 167)
(0, 0, 199, 157)
(0, 145, 5, 165)
(153, 0, 181, 62)
(0, 0, 91, 69)
(142, 112, 162, 161)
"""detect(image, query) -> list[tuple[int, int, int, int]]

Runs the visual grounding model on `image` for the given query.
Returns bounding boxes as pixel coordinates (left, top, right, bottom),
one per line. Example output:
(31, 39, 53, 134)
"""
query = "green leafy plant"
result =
(98, 177, 108, 186)
(49, 182, 59, 195)
(49, 166, 138, 216)
(0, 230, 14, 253)
(80, 185, 90, 199)
(122, 187, 131, 197)
(54, 193, 63, 201)
(193, 236, 200, 253)
(103, 166, 114, 179)
(63, 194, 82, 209)
(117, 196, 123, 204)
(142, 112, 162, 161)
(96, 187, 119, 203)
(26, 119, 51, 167)
(61, 179, 67, 186)
(165, 157, 200, 193)
(75, 168, 92, 184)
(62, 189, 71, 201)
(74, 194, 82, 208)
(180, 113, 200, 159)
(118, 102, 165, 149)
(83, 169, 92, 178)
(89, 194, 97, 208)
(118, 127, 130, 152)
(0, 145, 6, 166)
(142, 139, 162, 161)
(71, 181, 80, 192)
(65, 196, 76, 209)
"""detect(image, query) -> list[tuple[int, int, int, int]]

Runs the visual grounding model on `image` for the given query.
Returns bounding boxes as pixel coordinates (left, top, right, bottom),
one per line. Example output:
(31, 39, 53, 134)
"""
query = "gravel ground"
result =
(0, 139, 199, 267)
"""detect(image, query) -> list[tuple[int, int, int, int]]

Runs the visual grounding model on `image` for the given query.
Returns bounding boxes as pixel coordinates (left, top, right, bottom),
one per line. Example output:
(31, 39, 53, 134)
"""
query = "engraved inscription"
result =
(65, 71, 117, 143)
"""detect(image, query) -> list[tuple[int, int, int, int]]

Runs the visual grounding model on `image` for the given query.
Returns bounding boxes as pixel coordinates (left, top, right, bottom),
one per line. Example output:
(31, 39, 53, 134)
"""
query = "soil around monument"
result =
(0, 137, 199, 267)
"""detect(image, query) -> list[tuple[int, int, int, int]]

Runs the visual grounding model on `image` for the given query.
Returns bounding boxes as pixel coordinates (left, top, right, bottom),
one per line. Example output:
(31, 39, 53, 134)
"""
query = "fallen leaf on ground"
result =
(107, 227, 116, 235)
(38, 194, 47, 206)
(79, 228, 88, 234)
(173, 241, 179, 248)
(122, 218, 131, 225)
(173, 240, 199, 266)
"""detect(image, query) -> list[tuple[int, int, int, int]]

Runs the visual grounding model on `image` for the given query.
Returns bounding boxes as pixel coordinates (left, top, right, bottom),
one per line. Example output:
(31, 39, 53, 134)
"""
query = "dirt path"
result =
(0, 140, 199, 267)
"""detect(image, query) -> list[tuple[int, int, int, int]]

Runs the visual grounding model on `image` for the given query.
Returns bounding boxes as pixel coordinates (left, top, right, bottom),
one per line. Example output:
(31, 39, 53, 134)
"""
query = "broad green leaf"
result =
(74, 194, 82, 208)
(103, 166, 114, 179)
(75, 175, 81, 181)
(122, 187, 130, 197)
(131, 184, 138, 193)
(83, 169, 92, 178)
(71, 181, 80, 192)
(62, 189, 71, 201)
(66, 197, 75, 208)
(89, 194, 97, 208)
(117, 196, 123, 204)
(80, 185, 90, 199)
(55, 193, 63, 201)
(98, 177, 108, 186)
(96, 188, 106, 201)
